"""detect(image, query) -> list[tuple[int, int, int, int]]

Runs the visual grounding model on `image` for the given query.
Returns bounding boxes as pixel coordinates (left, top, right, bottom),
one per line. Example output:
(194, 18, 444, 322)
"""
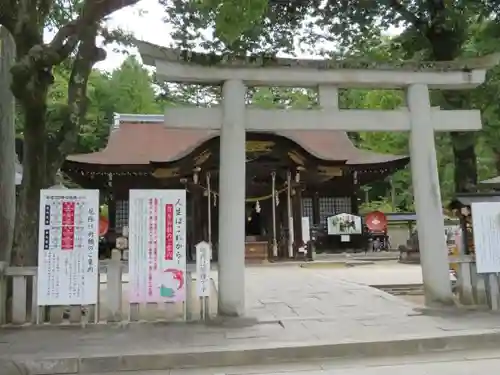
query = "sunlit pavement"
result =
(86, 348, 500, 374)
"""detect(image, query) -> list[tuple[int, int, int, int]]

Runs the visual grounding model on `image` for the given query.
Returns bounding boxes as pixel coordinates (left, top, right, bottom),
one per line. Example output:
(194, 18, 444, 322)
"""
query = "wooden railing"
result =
(450, 255, 500, 310)
(1, 252, 497, 325)
(0, 250, 217, 326)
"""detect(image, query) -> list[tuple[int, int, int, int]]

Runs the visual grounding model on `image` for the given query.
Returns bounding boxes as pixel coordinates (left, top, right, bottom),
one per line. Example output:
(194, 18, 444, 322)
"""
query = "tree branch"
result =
(48, 21, 105, 169)
(0, 1, 18, 34)
(379, 0, 428, 33)
(37, 0, 55, 22)
(11, 0, 140, 102)
(48, 0, 141, 64)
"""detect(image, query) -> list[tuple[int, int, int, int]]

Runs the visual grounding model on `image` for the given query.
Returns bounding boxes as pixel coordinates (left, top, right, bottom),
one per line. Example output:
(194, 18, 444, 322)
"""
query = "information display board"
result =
(128, 189, 186, 303)
(471, 202, 500, 273)
(37, 189, 99, 306)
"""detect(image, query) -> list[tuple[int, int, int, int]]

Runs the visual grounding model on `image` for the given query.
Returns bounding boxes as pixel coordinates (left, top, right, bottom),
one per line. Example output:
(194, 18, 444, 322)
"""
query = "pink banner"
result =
(61, 201, 75, 250)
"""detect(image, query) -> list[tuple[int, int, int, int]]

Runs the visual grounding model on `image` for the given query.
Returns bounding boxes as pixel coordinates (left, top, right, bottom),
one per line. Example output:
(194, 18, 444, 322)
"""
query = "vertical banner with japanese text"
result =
(37, 189, 99, 306)
(196, 242, 211, 297)
(129, 190, 186, 303)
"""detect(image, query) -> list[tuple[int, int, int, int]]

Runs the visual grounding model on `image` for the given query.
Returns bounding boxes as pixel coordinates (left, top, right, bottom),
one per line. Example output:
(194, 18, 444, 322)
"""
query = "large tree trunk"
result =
(10, 23, 102, 266)
(426, 16, 477, 194)
(11, 90, 51, 266)
(0, 27, 16, 263)
(451, 132, 478, 192)
(442, 91, 478, 193)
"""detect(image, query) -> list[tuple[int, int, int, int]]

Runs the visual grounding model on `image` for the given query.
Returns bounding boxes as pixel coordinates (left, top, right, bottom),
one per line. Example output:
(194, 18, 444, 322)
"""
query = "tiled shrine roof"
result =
(67, 121, 408, 167)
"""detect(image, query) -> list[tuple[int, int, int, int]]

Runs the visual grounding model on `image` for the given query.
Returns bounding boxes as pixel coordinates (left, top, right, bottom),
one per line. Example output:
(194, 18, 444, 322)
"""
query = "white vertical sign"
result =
(128, 189, 186, 303)
(37, 189, 99, 306)
(471, 202, 500, 273)
(196, 241, 211, 297)
(301, 217, 311, 243)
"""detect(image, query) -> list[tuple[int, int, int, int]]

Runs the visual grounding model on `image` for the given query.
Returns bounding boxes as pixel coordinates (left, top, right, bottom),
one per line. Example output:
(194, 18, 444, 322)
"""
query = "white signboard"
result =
(128, 189, 186, 303)
(301, 217, 311, 243)
(327, 213, 362, 235)
(341, 235, 350, 243)
(37, 189, 99, 306)
(196, 241, 211, 297)
(471, 202, 500, 273)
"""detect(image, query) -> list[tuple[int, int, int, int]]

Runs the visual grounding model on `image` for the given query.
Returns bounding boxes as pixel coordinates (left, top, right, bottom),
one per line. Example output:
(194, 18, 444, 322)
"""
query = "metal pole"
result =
(207, 173, 212, 246)
(199, 296, 204, 320)
(206, 173, 212, 261)
(287, 171, 293, 258)
(271, 171, 278, 257)
(203, 296, 210, 321)
(390, 177, 396, 211)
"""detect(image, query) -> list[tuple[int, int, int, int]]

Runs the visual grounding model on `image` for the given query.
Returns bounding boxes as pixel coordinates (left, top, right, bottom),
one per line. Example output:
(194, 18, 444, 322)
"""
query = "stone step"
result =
(11, 329, 500, 374)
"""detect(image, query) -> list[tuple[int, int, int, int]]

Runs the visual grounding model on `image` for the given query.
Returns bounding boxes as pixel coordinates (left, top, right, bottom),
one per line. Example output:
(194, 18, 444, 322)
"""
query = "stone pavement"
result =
(2, 265, 500, 373)
(84, 348, 500, 374)
(310, 261, 425, 286)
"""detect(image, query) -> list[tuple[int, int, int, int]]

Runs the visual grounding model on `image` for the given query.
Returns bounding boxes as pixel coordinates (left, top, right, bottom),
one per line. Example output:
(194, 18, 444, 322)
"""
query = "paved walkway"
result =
(84, 348, 500, 374)
(85, 349, 500, 374)
(1, 265, 499, 360)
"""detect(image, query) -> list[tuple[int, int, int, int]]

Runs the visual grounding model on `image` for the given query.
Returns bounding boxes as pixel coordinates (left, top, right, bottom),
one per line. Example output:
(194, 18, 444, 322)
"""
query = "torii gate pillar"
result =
(407, 84, 453, 305)
(218, 80, 247, 316)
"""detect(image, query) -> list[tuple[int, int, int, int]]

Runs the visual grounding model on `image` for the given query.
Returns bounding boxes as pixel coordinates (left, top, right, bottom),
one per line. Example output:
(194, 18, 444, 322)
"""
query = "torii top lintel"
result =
(136, 40, 498, 89)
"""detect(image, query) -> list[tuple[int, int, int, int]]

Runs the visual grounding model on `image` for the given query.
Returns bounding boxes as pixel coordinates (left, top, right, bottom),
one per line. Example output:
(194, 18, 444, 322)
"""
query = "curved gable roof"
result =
(67, 121, 408, 166)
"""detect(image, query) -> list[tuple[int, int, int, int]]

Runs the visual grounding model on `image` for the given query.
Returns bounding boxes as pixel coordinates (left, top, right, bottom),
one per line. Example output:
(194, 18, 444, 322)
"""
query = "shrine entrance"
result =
(123, 42, 495, 315)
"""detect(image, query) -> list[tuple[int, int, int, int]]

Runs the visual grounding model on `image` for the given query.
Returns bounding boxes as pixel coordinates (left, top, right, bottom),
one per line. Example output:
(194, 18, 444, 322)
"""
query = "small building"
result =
(63, 114, 409, 261)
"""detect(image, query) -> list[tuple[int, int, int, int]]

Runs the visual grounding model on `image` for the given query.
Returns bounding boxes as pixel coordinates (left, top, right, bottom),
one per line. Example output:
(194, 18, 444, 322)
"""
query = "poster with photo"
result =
(327, 213, 362, 235)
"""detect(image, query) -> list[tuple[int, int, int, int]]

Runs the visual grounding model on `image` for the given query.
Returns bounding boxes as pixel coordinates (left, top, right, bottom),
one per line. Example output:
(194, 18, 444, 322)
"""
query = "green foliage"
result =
(359, 198, 401, 215)
(162, 0, 500, 194)
(76, 56, 163, 153)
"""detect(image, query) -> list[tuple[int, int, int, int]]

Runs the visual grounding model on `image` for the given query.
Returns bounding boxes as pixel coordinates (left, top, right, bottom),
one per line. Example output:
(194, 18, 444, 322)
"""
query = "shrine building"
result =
(63, 113, 408, 261)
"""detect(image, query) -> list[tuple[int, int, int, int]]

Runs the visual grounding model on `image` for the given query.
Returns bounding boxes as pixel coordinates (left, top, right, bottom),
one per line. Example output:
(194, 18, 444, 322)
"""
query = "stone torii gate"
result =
(138, 41, 496, 316)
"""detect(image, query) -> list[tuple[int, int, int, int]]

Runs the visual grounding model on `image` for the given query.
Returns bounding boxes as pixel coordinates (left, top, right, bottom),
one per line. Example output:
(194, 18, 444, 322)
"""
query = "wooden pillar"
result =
(292, 184, 304, 256)
(190, 175, 203, 261)
(194, 189, 203, 244)
(270, 171, 278, 258)
(312, 191, 320, 225)
(351, 171, 359, 215)
(263, 198, 273, 240)
(108, 174, 116, 231)
(277, 193, 287, 258)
